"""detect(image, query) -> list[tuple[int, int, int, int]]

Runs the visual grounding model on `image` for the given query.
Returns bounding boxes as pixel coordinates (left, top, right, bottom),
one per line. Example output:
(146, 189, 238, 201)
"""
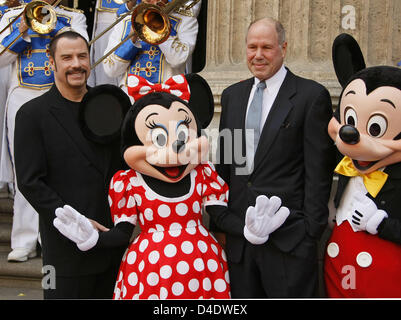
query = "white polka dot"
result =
(199, 225, 209, 237)
(204, 167, 212, 176)
(122, 285, 127, 298)
(139, 239, 149, 252)
(118, 197, 126, 209)
(221, 250, 227, 262)
(225, 270, 230, 283)
(148, 250, 160, 264)
(172, 74, 185, 84)
(194, 258, 204, 271)
(127, 75, 139, 87)
(147, 272, 159, 286)
(210, 182, 221, 190)
(138, 260, 145, 272)
(196, 183, 202, 196)
(158, 204, 171, 218)
(160, 287, 168, 299)
(203, 278, 212, 291)
(114, 180, 125, 193)
(198, 240, 208, 253)
(211, 244, 218, 255)
(177, 261, 189, 275)
(207, 259, 218, 272)
(127, 251, 137, 265)
(192, 201, 200, 213)
(127, 196, 135, 208)
(128, 272, 138, 286)
(187, 220, 197, 228)
(181, 241, 194, 254)
(169, 223, 182, 237)
(172, 282, 184, 296)
(129, 176, 141, 187)
(176, 203, 188, 216)
(170, 89, 183, 97)
(188, 279, 199, 292)
(214, 279, 227, 293)
(144, 208, 153, 221)
(148, 294, 159, 300)
(152, 232, 164, 243)
(108, 195, 113, 207)
(160, 265, 172, 279)
(139, 282, 144, 295)
(134, 194, 142, 206)
(164, 244, 177, 258)
(161, 84, 170, 90)
(139, 86, 151, 95)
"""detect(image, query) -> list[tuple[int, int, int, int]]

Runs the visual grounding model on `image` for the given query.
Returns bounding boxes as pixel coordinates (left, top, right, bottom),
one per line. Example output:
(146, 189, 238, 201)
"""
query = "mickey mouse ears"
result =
(332, 33, 366, 88)
(79, 84, 131, 144)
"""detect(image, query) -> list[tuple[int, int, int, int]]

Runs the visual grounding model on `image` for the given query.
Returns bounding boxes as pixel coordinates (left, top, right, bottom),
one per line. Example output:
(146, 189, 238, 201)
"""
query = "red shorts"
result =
(324, 222, 401, 298)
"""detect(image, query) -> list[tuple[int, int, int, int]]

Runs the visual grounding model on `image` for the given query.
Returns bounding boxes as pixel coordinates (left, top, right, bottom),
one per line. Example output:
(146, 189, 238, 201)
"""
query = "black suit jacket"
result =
(334, 163, 401, 245)
(14, 85, 125, 277)
(217, 68, 336, 263)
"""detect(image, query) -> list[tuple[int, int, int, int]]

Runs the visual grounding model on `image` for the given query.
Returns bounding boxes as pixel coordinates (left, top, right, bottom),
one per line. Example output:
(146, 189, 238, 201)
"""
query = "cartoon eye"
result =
(151, 128, 168, 148)
(176, 123, 189, 143)
(344, 107, 358, 127)
(367, 115, 387, 138)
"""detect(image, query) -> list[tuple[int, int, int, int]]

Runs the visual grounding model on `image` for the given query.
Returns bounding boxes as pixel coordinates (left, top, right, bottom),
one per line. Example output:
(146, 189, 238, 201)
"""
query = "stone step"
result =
(0, 252, 42, 280)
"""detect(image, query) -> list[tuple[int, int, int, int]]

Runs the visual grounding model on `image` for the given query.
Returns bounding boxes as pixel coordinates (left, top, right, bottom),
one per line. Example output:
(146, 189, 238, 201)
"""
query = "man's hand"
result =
(53, 205, 99, 251)
(244, 195, 290, 245)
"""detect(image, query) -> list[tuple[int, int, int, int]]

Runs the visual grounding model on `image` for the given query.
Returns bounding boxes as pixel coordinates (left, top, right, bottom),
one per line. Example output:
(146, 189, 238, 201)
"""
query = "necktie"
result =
(246, 81, 266, 169)
(335, 156, 388, 198)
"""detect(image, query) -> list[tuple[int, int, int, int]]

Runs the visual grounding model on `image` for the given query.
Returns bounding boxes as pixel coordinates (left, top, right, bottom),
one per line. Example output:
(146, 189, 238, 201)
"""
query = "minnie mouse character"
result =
(53, 73, 289, 299)
(324, 33, 401, 297)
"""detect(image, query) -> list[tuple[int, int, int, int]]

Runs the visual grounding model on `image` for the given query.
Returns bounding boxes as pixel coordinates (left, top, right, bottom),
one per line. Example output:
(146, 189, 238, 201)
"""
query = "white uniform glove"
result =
(244, 195, 290, 245)
(351, 192, 388, 235)
(53, 205, 99, 251)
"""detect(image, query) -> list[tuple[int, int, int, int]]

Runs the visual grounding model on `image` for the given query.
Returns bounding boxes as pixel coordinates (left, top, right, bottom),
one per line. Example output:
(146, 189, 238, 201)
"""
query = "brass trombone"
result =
(90, 0, 194, 70)
(0, 0, 61, 55)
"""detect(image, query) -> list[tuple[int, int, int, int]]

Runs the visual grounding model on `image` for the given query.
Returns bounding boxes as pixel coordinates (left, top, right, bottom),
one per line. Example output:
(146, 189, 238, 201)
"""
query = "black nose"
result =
(339, 125, 360, 145)
(172, 140, 186, 154)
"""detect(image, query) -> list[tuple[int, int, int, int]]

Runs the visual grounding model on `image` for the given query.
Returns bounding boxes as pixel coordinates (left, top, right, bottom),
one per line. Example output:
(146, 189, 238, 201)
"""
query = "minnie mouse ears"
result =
(332, 33, 366, 88)
(80, 74, 215, 144)
(79, 84, 131, 144)
(185, 73, 214, 129)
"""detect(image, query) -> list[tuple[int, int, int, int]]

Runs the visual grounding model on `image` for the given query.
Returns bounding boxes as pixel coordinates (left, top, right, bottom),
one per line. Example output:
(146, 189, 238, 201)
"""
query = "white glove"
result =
(351, 192, 388, 234)
(244, 195, 290, 245)
(53, 205, 99, 251)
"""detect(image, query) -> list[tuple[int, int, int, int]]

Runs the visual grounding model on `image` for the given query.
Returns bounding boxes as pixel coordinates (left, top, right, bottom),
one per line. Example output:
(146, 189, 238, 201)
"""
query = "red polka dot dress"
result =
(109, 162, 231, 299)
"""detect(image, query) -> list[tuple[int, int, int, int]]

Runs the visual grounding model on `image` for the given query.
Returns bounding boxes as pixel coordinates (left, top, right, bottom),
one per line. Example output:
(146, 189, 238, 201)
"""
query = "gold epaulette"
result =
(175, 7, 195, 17)
(4, 4, 25, 13)
(58, 5, 84, 14)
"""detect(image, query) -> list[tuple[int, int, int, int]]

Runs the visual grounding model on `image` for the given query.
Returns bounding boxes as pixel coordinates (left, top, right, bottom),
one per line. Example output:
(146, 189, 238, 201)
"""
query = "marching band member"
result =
(0, 0, 88, 262)
(103, 0, 200, 102)
(89, 0, 124, 86)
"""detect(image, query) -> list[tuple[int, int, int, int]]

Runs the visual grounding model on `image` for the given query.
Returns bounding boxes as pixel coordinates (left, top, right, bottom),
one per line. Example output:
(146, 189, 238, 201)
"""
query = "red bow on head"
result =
(127, 74, 191, 103)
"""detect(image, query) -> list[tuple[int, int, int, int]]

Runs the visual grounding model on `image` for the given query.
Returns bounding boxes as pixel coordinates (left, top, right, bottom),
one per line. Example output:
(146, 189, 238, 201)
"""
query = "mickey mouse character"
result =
(324, 33, 401, 298)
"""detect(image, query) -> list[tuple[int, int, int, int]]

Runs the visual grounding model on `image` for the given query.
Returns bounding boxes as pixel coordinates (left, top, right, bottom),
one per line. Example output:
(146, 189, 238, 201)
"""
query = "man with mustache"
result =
(214, 17, 336, 297)
(12, 31, 126, 299)
(0, 0, 88, 262)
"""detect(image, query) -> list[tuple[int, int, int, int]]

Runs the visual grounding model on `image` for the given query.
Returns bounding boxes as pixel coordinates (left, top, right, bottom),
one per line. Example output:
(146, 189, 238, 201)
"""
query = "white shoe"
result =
(7, 248, 37, 262)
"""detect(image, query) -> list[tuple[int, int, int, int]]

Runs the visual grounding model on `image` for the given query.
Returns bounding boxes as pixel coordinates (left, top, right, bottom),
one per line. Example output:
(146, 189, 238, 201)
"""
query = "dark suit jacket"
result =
(334, 163, 401, 245)
(14, 85, 125, 277)
(217, 68, 336, 263)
